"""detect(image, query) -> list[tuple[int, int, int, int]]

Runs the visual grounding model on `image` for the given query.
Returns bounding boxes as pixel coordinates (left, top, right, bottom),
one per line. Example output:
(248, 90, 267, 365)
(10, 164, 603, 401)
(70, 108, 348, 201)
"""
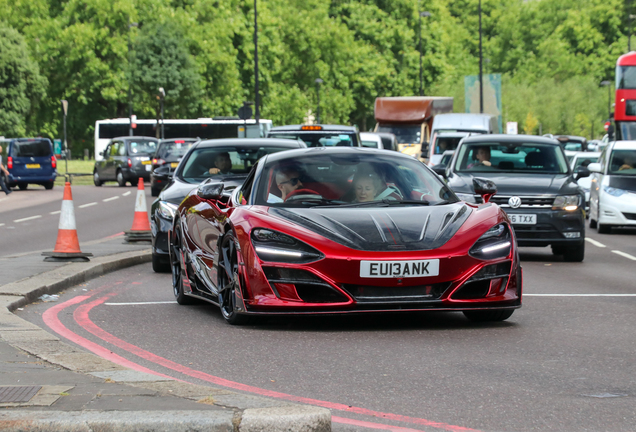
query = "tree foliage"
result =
(0, 0, 630, 154)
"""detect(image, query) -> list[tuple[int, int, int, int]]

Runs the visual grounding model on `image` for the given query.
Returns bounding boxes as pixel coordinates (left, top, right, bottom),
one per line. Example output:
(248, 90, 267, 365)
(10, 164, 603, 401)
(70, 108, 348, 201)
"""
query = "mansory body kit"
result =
(170, 147, 522, 324)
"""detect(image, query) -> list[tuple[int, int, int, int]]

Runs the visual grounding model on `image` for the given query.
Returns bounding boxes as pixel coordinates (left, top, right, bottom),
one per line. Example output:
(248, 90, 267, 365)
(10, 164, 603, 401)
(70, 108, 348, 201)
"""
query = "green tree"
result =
(0, 23, 47, 137)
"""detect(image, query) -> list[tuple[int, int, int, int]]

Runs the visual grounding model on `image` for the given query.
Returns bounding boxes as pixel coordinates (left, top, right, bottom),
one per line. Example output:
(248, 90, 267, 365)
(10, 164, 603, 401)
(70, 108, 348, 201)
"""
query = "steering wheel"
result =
(285, 188, 321, 201)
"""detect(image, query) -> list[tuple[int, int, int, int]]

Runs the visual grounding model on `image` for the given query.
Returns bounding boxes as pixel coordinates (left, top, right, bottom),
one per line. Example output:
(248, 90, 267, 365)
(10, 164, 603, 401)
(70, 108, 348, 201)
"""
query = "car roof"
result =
(462, 134, 560, 145)
(193, 138, 306, 149)
(260, 146, 417, 164)
(158, 138, 199, 144)
(555, 135, 586, 142)
(359, 132, 382, 141)
(8, 137, 52, 143)
(112, 136, 158, 141)
(269, 124, 358, 132)
(612, 140, 636, 150)
(572, 152, 600, 159)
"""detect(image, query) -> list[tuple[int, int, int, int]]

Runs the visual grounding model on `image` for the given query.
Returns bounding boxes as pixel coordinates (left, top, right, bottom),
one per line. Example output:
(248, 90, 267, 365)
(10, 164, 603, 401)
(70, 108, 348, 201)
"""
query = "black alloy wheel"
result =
(217, 234, 250, 325)
(116, 170, 126, 187)
(170, 224, 195, 305)
(463, 309, 514, 322)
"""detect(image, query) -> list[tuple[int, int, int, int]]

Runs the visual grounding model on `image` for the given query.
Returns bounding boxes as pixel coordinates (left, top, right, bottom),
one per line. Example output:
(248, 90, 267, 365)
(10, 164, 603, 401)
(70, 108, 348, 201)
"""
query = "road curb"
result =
(0, 249, 332, 431)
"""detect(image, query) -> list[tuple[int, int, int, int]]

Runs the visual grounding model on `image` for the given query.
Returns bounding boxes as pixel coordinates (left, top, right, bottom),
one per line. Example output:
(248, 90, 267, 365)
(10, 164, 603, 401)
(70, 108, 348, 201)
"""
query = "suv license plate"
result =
(26, 164, 41, 169)
(509, 214, 536, 225)
(360, 259, 440, 278)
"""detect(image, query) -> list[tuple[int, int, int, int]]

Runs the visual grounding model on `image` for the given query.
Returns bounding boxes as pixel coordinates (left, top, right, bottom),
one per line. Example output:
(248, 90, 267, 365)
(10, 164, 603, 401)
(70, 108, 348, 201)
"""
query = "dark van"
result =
(2, 138, 57, 190)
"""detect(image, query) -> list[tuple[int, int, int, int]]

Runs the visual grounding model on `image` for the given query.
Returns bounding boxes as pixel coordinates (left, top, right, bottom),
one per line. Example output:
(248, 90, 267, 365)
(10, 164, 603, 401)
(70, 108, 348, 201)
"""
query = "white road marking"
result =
(525, 294, 636, 297)
(104, 301, 177, 306)
(585, 238, 606, 248)
(0, 223, 4, 227)
(79, 202, 97, 208)
(50, 210, 61, 215)
(122, 191, 131, 196)
(612, 250, 636, 261)
(103, 196, 119, 202)
(14, 215, 42, 223)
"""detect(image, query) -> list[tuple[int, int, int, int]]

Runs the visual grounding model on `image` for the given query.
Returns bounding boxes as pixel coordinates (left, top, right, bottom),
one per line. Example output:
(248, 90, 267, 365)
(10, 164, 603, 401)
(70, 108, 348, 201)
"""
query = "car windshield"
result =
(179, 146, 293, 184)
(269, 132, 358, 147)
(609, 149, 636, 175)
(557, 138, 585, 152)
(255, 151, 457, 207)
(12, 140, 51, 157)
(572, 155, 599, 169)
(128, 140, 157, 155)
(432, 135, 465, 155)
(376, 125, 421, 144)
(455, 142, 570, 174)
(156, 140, 196, 159)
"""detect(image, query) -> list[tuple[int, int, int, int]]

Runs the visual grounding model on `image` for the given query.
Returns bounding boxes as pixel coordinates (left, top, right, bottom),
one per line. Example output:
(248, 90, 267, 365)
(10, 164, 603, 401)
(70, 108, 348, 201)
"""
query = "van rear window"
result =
(12, 140, 51, 157)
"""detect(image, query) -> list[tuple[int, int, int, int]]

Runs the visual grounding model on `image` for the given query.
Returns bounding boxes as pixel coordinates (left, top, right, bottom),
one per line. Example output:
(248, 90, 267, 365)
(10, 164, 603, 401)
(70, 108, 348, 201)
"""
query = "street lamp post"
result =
(419, 11, 431, 97)
(315, 78, 323, 124)
(601, 80, 612, 120)
(254, 0, 260, 130)
(158, 87, 165, 139)
(479, 0, 484, 113)
(60, 100, 68, 179)
(127, 20, 139, 136)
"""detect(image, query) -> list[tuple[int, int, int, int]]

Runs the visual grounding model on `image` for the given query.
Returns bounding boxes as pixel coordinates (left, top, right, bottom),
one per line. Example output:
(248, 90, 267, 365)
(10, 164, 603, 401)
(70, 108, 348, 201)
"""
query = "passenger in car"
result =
(352, 166, 401, 202)
(208, 152, 232, 175)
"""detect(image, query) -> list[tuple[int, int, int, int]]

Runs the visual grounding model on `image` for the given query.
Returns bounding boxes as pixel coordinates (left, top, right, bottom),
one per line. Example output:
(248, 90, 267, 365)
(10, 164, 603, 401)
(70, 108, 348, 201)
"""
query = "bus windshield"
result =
(376, 125, 421, 144)
(616, 66, 636, 89)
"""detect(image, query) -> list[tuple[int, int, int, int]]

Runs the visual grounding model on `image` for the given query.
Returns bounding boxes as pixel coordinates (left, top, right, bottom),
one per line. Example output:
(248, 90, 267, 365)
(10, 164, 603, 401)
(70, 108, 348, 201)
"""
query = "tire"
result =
(93, 171, 103, 187)
(551, 246, 565, 256)
(463, 309, 515, 322)
(562, 245, 585, 262)
(44, 181, 54, 190)
(152, 252, 170, 273)
(597, 223, 611, 234)
(217, 233, 251, 325)
(151, 187, 160, 197)
(116, 170, 126, 187)
(131, 179, 139, 187)
(589, 218, 597, 229)
(18, 183, 27, 190)
(170, 225, 195, 305)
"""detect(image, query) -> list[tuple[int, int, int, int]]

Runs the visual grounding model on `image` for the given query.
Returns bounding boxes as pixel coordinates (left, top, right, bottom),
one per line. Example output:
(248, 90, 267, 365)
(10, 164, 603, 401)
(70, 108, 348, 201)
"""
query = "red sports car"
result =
(170, 147, 522, 325)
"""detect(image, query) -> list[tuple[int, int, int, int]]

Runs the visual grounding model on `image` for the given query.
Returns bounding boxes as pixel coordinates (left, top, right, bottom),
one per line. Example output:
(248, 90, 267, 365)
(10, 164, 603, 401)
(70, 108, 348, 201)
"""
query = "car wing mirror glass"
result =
(197, 182, 224, 200)
(574, 166, 590, 180)
(473, 177, 497, 203)
(587, 163, 602, 173)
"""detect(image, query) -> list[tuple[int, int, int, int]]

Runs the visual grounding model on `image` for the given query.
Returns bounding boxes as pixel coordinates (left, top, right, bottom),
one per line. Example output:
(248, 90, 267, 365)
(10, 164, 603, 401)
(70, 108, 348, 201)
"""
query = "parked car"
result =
(445, 134, 588, 262)
(150, 138, 307, 272)
(169, 147, 522, 325)
(267, 124, 361, 147)
(150, 138, 198, 196)
(375, 132, 398, 151)
(570, 152, 601, 215)
(588, 141, 636, 233)
(93, 136, 158, 187)
(0, 138, 57, 190)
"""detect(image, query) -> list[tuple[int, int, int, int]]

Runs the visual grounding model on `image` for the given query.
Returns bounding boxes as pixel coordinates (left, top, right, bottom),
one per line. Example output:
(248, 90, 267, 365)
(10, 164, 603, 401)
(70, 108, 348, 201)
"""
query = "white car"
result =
(569, 152, 601, 213)
(588, 141, 636, 233)
(360, 132, 387, 150)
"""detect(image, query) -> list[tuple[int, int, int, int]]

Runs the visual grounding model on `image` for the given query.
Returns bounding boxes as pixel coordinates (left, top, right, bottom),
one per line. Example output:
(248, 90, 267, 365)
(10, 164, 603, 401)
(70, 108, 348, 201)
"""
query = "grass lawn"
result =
(54, 159, 96, 186)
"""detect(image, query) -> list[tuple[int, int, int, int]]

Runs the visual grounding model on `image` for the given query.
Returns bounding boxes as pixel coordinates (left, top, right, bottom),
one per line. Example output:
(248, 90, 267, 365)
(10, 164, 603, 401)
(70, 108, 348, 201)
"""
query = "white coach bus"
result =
(94, 118, 273, 161)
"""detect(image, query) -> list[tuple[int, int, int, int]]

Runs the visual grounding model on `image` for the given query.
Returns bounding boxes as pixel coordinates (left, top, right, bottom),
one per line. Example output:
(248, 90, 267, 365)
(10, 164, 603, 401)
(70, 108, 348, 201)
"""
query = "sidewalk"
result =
(0, 237, 331, 431)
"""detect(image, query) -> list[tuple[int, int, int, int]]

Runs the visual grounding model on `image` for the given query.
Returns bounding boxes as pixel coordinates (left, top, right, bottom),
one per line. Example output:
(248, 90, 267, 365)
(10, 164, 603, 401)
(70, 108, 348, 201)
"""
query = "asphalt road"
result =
(0, 184, 155, 256)
(16, 221, 636, 431)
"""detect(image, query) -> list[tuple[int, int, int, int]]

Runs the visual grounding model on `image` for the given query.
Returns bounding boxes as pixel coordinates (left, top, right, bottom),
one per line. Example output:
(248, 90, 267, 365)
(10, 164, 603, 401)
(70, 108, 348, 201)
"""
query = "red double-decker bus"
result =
(615, 52, 636, 139)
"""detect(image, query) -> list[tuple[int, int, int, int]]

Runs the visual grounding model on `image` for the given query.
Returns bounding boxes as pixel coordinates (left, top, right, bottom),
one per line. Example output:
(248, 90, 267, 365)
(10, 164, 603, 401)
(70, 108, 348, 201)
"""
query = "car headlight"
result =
(158, 201, 179, 220)
(455, 193, 477, 203)
(469, 223, 512, 260)
(603, 186, 626, 197)
(553, 195, 580, 211)
(251, 228, 323, 263)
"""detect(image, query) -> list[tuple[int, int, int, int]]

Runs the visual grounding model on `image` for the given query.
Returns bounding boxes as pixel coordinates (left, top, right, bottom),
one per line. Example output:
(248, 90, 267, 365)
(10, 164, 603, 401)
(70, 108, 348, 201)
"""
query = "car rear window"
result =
(128, 140, 157, 155)
(11, 140, 51, 157)
(269, 132, 358, 147)
(156, 140, 196, 159)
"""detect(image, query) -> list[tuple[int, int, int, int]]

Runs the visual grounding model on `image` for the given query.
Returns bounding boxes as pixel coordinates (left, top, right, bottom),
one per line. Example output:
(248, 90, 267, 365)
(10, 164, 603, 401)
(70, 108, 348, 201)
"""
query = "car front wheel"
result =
(170, 225, 195, 305)
(116, 170, 126, 187)
(217, 233, 250, 325)
(93, 171, 103, 187)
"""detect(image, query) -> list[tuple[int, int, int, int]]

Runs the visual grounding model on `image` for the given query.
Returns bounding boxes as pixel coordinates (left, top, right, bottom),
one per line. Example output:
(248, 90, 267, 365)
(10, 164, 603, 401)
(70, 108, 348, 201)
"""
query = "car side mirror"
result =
(473, 177, 497, 204)
(587, 163, 602, 173)
(574, 166, 590, 180)
(197, 182, 224, 200)
(431, 165, 447, 177)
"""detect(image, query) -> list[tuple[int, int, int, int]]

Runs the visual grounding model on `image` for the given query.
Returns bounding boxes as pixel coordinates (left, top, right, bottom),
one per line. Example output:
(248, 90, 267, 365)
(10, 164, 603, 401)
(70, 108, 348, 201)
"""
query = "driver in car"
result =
(467, 146, 492, 168)
(208, 152, 232, 175)
(276, 167, 304, 201)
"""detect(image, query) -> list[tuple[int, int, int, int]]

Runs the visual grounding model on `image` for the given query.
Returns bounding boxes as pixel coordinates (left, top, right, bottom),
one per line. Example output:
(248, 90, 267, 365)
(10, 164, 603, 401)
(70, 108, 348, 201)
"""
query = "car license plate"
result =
(508, 214, 537, 225)
(171, 162, 178, 168)
(360, 259, 439, 278)
(26, 164, 40, 169)
(141, 160, 151, 165)
(145, 165, 151, 171)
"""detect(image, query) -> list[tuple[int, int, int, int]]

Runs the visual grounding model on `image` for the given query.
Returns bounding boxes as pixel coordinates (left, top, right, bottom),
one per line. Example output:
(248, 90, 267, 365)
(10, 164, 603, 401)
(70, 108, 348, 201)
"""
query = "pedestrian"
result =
(0, 145, 12, 195)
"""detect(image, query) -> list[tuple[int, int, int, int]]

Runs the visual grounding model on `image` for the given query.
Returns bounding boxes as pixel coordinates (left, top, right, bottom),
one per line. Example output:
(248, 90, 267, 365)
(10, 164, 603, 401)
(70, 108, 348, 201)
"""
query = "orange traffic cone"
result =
(42, 182, 93, 262)
(124, 178, 152, 243)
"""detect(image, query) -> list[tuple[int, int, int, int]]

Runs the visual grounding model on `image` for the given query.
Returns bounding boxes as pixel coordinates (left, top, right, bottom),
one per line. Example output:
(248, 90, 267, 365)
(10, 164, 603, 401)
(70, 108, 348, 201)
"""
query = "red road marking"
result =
(332, 416, 435, 431)
(65, 292, 479, 432)
(105, 232, 125, 239)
